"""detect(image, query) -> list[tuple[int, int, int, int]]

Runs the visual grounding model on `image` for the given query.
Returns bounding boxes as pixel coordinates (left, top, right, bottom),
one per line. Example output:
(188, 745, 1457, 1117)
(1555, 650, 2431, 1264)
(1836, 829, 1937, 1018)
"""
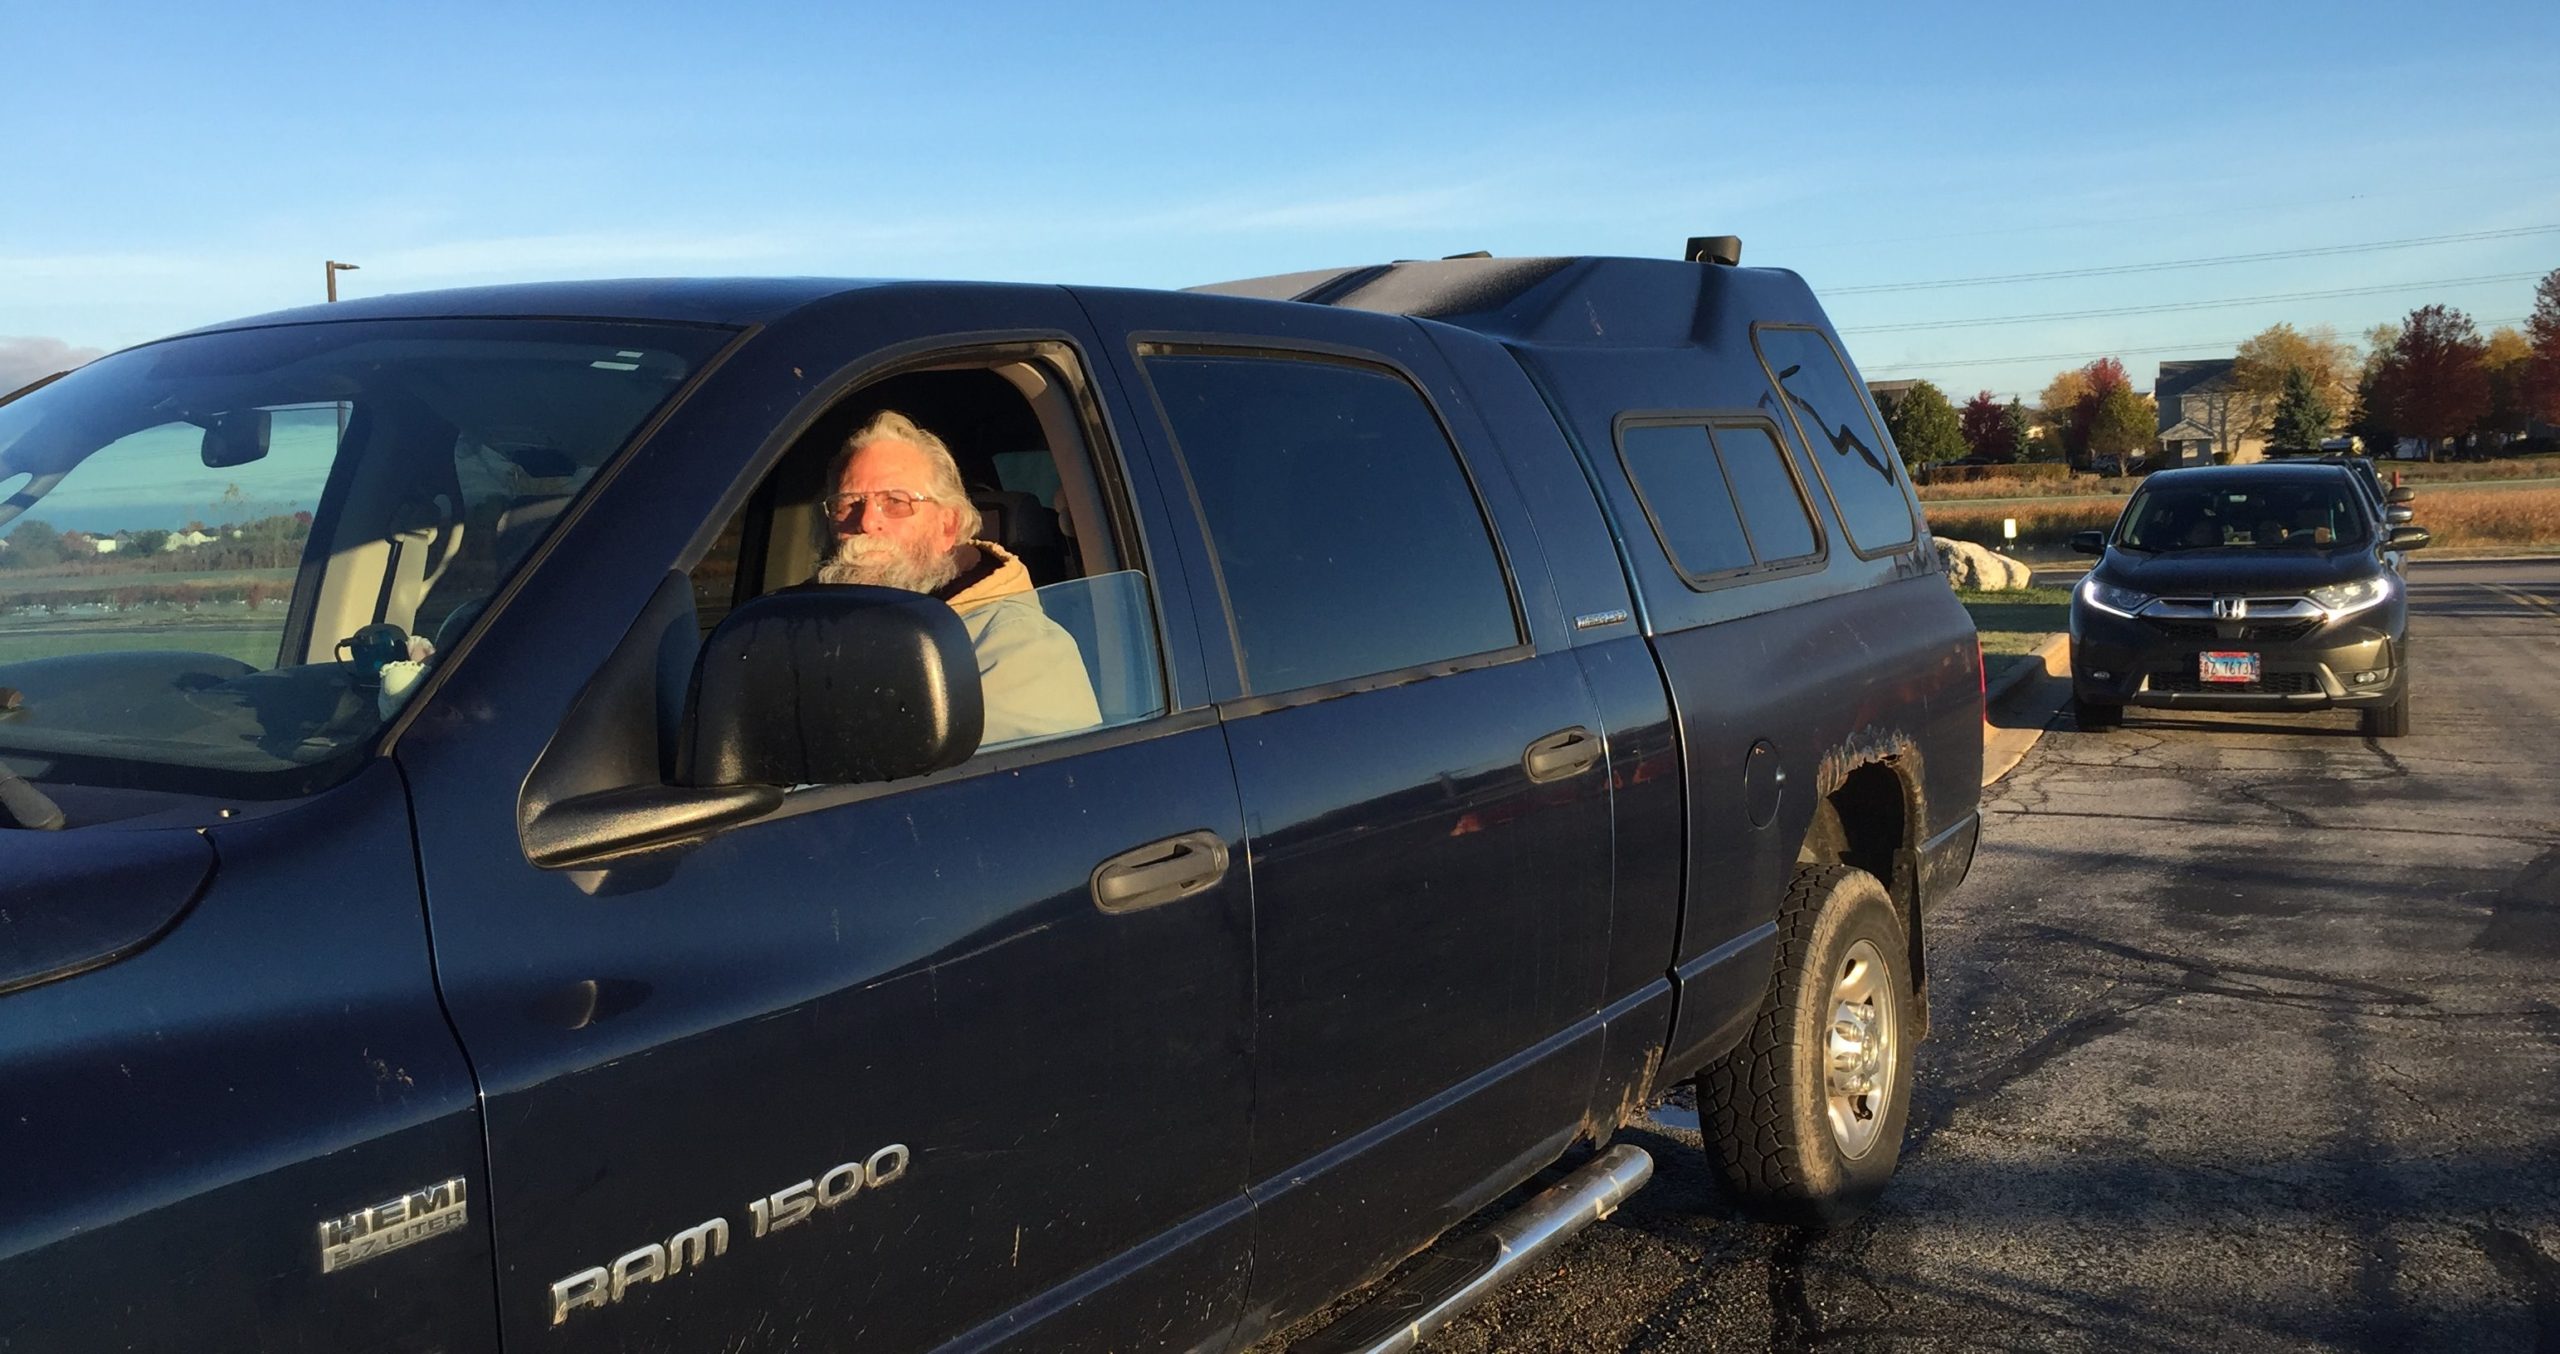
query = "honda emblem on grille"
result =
(2213, 597, 2248, 621)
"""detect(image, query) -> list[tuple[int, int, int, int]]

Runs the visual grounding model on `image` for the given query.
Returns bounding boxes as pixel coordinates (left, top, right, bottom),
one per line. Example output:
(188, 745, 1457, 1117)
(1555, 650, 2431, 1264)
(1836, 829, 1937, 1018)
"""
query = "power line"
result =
(1862, 317, 2530, 374)
(1827, 225, 2560, 295)
(1784, 178, 2560, 255)
(1840, 272, 2545, 334)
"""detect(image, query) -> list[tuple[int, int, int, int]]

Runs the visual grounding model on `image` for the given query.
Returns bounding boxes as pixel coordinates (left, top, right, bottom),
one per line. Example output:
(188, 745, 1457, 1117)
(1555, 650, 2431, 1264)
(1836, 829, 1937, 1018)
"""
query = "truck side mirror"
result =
(2386, 486, 2416, 505)
(2384, 505, 2414, 525)
(685, 586, 984, 789)
(2068, 530, 2106, 556)
(2386, 525, 2431, 551)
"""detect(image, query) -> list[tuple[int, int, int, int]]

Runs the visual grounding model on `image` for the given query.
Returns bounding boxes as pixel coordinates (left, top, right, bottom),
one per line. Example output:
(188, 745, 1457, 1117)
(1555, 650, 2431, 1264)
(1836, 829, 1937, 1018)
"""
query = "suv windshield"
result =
(2116, 475, 2374, 554)
(0, 317, 729, 800)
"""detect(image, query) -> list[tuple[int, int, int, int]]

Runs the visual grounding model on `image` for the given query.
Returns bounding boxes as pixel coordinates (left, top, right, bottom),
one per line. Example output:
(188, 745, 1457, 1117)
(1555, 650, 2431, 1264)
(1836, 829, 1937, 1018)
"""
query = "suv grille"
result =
(2243, 619, 2322, 642)
(2146, 671, 2321, 696)
(2144, 619, 2217, 640)
(2140, 618, 2324, 642)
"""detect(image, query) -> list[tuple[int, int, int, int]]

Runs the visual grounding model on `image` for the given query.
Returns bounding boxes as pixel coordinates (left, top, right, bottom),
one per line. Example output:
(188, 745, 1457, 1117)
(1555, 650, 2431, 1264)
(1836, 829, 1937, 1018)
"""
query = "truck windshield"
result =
(0, 317, 730, 802)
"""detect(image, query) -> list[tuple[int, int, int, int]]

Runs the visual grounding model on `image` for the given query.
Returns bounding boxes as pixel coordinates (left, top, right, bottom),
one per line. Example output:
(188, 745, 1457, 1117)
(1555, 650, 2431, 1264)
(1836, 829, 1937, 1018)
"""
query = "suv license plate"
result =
(2199, 651, 2260, 684)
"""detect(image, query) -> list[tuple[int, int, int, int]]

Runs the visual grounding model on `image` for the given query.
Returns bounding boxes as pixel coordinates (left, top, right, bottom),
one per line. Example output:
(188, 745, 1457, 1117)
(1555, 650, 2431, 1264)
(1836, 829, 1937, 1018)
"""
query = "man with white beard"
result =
(815, 410, 1101, 747)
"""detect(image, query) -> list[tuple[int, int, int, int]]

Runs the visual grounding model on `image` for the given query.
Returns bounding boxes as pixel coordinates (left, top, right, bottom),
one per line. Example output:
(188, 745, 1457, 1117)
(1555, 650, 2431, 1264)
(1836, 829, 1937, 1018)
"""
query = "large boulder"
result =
(1933, 536, 2033, 591)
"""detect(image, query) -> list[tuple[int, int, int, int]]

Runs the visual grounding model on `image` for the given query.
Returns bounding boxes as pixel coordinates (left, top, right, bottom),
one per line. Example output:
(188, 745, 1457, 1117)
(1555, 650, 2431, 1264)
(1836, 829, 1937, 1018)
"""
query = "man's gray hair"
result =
(826, 409, 983, 540)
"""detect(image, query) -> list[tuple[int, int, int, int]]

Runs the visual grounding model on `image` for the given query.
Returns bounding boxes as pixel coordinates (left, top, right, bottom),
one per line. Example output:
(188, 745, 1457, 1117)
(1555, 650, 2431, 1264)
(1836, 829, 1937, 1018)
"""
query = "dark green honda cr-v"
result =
(2067, 463, 2432, 737)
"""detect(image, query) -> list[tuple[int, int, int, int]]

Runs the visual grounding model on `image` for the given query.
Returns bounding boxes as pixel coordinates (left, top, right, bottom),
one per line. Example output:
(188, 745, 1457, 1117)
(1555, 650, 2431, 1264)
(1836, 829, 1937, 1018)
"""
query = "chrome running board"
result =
(1288, 1144, 1654, 1354)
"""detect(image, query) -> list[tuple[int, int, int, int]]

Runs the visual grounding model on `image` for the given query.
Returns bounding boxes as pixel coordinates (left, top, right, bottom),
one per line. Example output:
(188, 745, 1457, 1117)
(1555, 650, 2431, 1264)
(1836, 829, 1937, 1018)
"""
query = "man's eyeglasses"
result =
(822, 489, 937, 519)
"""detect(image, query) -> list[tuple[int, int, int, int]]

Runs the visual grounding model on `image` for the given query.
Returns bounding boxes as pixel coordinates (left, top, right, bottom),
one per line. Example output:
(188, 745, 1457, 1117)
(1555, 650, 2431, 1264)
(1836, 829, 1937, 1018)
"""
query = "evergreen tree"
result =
(2267, 365, 2334, 454)
(1884, 380, 1968, 468)
(2002, 398, 2033, 463)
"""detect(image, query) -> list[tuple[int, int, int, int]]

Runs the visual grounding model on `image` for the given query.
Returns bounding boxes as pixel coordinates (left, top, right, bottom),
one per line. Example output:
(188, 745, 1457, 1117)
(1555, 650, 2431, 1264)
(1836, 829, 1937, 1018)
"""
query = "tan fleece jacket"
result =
(938, 541, 1103, 747)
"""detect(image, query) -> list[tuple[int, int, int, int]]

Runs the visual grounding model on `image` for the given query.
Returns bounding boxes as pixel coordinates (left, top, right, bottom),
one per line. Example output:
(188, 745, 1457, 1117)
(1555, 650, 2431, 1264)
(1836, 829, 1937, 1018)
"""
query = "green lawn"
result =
(1958, 586, 2071, 682)
(0, 567, 295, 598)
(0, 625, 278, 667)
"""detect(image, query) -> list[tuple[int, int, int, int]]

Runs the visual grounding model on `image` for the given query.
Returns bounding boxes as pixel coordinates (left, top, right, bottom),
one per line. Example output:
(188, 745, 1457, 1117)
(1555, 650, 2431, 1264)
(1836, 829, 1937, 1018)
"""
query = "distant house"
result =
(2154, 358, 2268, 466)
(1866, 380, 1920, 421)
(167, 528, 216, 550)
(91, 536, 120, 555)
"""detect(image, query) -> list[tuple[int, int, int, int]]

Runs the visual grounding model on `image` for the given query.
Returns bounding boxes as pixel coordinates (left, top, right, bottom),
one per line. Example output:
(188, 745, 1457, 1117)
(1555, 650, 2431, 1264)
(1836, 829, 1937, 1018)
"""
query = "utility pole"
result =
(325, 261, 362, 446)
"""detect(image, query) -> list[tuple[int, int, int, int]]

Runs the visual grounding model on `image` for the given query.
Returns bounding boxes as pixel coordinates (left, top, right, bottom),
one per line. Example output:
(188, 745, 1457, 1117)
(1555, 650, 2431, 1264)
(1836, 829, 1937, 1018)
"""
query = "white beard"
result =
(816, 533, 960, 594)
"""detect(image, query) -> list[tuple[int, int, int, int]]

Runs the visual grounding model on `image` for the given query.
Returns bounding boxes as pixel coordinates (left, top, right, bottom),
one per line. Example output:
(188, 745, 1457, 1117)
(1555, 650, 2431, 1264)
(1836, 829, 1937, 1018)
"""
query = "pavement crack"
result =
(1764, 1226, 1834, 1353)
(2359, 737, 2412, 778)
(2368, 1059, 2462, 1137)
(1992, 807, 2557, 847)
(2044, 929, 2433, 1006)
(2226, 781, 2321, 830)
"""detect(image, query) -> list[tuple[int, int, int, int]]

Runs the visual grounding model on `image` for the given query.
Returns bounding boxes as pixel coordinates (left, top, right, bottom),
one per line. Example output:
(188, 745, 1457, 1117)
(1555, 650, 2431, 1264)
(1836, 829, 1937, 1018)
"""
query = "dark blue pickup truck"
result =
(0, 245, 1980, 1352)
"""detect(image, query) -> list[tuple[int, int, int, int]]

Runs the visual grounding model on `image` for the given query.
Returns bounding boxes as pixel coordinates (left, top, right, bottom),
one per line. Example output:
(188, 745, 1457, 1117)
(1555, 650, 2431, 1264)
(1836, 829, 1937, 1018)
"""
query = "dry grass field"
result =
(1926, 485, 2560, 551)
(2408, 484, 2560, 548)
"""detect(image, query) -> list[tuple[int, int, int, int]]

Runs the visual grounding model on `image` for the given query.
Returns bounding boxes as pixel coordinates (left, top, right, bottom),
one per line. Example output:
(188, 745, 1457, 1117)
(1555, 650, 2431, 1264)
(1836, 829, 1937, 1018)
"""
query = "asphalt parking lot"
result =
(1399, 559, 2560, 1352)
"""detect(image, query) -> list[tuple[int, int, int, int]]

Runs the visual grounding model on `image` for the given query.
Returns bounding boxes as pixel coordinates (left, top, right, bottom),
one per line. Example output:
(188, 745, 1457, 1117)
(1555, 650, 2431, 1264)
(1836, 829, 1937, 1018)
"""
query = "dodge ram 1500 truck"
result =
(0, 241, 1980, 1352)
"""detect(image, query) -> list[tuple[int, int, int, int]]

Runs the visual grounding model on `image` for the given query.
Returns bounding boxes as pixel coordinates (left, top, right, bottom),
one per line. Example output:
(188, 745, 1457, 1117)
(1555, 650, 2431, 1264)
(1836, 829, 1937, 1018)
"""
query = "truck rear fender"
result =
(1799, 746, 1927, 1036)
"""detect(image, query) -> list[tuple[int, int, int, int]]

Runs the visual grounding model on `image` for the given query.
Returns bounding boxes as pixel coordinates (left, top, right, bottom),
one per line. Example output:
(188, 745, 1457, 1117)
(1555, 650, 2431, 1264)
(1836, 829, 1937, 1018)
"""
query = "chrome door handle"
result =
(1523, 727, 1602, 783)
(1091, 831, 1231, 914)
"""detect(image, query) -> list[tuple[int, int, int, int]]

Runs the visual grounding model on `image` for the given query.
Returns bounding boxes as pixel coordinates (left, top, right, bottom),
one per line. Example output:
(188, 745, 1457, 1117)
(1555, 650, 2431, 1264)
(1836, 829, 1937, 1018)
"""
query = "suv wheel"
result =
(1698, 864, 1914, 1228)
(2074, 695, 2123, 729)
(2362, 684, 2410, 738)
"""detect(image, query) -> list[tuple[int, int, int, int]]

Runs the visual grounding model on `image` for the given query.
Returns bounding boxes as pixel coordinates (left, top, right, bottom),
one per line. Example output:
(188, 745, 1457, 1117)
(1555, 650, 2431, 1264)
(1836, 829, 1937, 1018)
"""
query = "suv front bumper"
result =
(2070, 603, 2405, 711)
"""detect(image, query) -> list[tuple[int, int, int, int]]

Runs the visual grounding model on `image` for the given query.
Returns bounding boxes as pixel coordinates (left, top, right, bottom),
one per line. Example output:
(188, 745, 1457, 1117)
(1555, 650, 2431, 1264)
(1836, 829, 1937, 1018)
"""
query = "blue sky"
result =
(8, 0, 2559, 400)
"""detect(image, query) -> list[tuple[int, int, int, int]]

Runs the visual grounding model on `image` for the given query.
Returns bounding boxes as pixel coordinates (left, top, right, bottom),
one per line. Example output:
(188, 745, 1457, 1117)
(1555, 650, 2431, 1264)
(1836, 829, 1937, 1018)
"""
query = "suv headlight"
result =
(2078, 577, 2152, 618)
(2307, 574, 2393, 618)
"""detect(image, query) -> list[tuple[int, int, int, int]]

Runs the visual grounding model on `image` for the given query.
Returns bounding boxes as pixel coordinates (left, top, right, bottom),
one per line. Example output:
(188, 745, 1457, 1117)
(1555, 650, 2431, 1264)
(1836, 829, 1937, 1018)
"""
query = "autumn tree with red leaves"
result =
(2371, 304, 2491, 458)
(1958, 390, 2021, 461)
(2069, 357, 2133, 464)
(2525, 268, 2560, 429)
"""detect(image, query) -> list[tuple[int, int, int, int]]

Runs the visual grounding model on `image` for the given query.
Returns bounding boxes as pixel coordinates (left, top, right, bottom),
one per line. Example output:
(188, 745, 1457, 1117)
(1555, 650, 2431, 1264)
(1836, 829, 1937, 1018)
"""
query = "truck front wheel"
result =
(1697, 864, 1915, 1228)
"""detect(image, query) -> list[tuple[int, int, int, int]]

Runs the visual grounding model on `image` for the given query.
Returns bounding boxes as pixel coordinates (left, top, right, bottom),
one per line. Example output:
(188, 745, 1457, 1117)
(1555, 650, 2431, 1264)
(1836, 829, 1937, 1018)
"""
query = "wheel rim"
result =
(1824, 938, 1897, 1160)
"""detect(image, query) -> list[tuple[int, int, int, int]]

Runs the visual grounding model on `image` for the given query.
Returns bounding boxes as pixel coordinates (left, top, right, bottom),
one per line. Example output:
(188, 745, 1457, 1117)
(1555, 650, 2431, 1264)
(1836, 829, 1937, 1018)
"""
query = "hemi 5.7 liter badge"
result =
(319, 1177, 468, 1273)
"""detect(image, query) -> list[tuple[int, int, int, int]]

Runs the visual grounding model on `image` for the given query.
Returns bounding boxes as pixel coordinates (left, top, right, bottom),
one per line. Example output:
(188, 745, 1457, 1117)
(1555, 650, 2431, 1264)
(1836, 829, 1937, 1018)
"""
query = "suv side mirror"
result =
(2384, 505, 2414, 525)
(2386, 486, 2416, 505)
(686, 586, 984, 789)
(2069, 530, 2106, 556)
(2387, 525, 2431, 551)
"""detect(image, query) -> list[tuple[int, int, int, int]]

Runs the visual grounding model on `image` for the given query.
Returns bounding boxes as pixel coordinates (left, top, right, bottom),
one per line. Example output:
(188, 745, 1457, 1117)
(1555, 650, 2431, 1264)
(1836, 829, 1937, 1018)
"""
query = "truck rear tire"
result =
(2074, 696, 2122, 729)
(1697, 864, 1914, 1228)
